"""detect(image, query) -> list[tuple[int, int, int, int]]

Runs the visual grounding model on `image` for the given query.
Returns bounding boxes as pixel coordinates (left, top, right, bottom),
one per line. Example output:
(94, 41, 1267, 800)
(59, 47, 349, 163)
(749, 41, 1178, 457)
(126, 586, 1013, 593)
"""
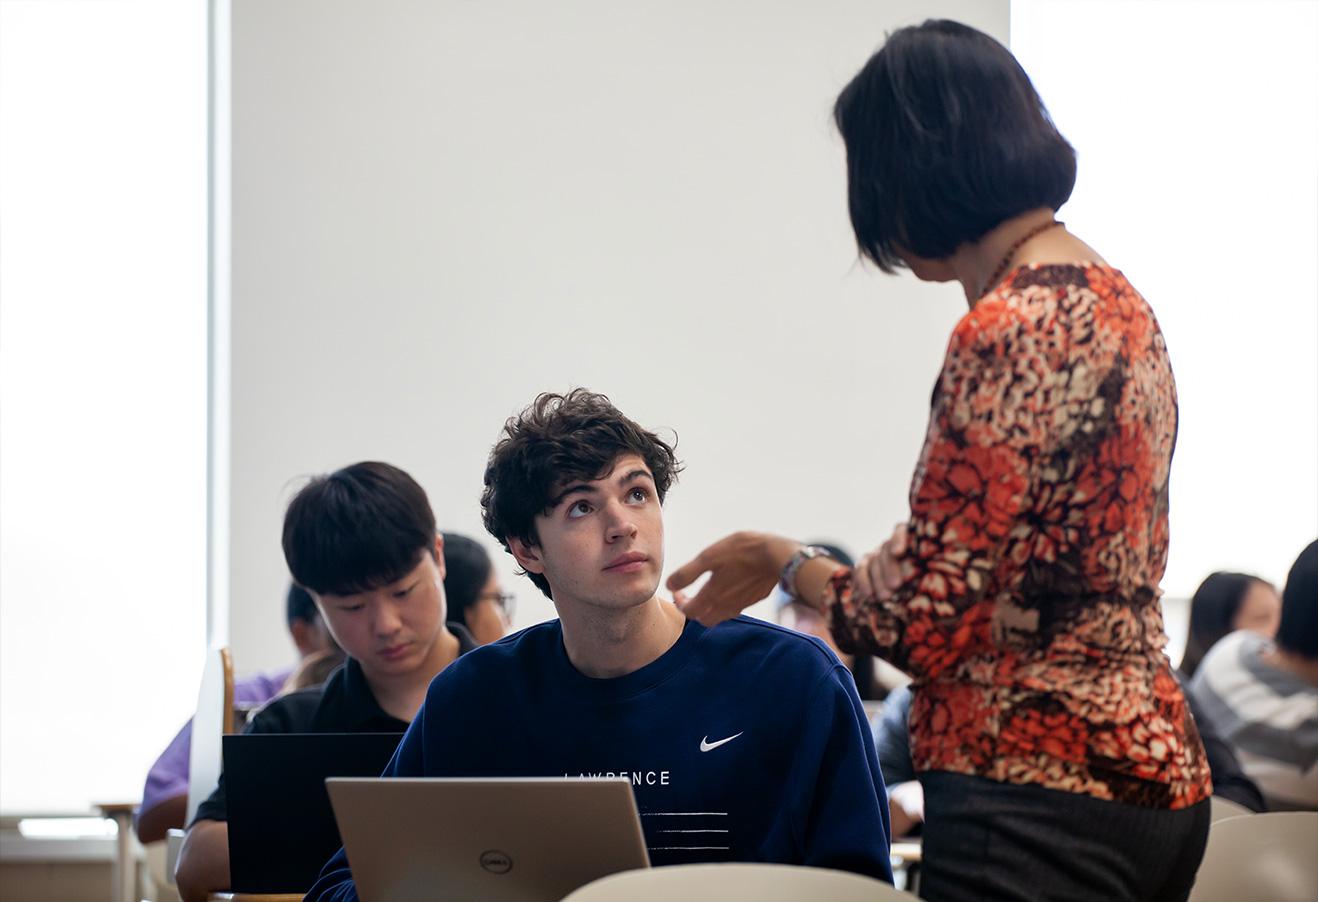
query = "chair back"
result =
(184, 646, 234, 826)
(561, 863, 915, 901)
(1208, 795, 1252, 823)
(1188, 811, 1318, 902)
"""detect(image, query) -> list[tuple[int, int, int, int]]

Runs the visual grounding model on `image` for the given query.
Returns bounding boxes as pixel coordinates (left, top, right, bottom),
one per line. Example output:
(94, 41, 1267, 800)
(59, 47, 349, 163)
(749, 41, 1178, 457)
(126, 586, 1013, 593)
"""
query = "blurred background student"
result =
(1190, 540, 1318, 812)
(441, 531, 513, 646)
(135, 584, 336, 844)
(1178, 571, 1282, 680)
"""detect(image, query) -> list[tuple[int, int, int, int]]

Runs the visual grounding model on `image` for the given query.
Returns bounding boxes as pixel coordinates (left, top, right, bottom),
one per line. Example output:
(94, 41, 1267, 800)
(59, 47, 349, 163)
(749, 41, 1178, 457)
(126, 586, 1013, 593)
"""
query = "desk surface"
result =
(202, 846, 923, 899)
(891, 839, 923, 863)
(94, 801, 137, 816)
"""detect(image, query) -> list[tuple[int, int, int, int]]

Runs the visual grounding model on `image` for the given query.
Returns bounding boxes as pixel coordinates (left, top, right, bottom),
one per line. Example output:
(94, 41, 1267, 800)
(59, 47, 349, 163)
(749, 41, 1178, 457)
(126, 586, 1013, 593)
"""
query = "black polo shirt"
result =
(192, 626, 476, 824)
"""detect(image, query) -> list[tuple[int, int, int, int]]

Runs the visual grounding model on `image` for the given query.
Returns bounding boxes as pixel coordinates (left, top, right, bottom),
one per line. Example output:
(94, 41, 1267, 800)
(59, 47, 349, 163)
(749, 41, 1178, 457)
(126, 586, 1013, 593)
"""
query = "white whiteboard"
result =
(224, 0, 1010, 671)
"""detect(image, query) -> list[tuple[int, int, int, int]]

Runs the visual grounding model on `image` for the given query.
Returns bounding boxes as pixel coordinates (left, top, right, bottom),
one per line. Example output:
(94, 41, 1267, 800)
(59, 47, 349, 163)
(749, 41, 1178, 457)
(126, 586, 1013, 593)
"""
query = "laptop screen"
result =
(224, 732, 402, 893)
(326, 777, 651, 902)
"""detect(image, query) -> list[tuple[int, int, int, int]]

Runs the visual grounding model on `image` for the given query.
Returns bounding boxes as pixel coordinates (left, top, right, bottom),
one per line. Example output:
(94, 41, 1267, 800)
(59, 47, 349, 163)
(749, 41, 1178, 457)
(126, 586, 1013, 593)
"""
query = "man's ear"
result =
(432, 533, 446, 580)
(508, 536, 545, 575)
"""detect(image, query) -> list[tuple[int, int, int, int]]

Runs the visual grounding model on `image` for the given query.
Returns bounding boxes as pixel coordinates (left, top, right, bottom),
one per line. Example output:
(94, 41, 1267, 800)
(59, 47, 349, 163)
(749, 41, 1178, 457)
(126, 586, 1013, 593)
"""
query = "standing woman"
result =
(669, 20, 1211, 902)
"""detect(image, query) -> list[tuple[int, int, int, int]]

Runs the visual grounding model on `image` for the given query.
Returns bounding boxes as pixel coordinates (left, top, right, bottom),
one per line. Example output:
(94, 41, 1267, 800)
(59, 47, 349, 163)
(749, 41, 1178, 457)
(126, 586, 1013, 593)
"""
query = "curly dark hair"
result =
(481, 389, 682, 598)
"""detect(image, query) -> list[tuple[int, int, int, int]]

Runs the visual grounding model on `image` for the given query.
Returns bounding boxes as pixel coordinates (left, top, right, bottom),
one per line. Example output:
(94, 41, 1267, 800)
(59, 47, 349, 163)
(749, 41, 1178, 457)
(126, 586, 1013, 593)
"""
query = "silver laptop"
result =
(326, 777, 651, 902)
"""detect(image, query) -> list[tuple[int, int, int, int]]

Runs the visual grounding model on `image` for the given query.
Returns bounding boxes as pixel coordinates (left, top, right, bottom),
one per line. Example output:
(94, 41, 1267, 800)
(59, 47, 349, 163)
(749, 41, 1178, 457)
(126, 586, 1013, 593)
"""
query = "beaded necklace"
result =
(979, 219, 1065, 298)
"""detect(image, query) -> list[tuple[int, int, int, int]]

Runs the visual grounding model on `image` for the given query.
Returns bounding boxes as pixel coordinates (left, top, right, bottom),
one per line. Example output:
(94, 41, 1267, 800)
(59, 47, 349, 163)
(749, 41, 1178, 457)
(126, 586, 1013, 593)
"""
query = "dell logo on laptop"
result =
(480, 850, 513, 874)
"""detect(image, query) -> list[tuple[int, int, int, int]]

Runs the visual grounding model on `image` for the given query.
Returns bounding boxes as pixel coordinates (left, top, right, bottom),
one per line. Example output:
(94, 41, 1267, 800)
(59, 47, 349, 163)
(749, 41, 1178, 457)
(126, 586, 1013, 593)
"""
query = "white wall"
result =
(1013, 0, 1318, 599)
(223, 0, 1010, 671)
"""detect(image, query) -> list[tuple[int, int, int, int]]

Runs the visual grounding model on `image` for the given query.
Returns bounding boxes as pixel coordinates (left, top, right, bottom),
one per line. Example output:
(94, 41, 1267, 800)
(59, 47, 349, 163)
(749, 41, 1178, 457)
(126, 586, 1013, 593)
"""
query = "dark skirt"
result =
(918, 771, 1211, 902)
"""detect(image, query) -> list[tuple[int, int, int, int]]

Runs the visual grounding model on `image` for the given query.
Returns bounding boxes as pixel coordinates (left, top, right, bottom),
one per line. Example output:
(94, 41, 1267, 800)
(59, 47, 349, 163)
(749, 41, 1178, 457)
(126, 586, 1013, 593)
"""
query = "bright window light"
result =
(0, 0, 208, 813)
(1012, 0, 1318, 606)
(17, 817, 118, 840)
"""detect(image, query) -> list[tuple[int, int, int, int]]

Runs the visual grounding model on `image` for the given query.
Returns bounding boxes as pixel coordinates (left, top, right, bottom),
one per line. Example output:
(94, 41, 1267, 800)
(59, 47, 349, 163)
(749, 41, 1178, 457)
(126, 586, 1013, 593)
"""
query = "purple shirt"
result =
(139, 668, 293, 818)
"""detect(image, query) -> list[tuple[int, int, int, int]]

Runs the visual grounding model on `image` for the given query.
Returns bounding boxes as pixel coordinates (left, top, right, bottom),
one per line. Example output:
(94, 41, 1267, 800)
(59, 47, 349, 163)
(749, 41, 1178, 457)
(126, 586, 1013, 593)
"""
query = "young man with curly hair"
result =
(305, 391, 891, 900)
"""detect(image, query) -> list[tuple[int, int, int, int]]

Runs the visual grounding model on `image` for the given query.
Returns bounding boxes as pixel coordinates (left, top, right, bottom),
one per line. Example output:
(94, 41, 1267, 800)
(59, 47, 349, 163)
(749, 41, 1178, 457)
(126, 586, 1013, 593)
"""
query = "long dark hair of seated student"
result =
(440, 531, 512, 646)
(1178, 570, 1281, 679)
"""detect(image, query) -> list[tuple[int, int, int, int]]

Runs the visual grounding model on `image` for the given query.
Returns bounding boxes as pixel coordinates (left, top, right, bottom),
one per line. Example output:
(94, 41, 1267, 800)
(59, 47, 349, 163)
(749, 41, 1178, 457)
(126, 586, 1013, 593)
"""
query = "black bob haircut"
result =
(481, 389, 682, 599)
(834, 19, 1077, 272)
(1277, 539, 1318, 658)
(283, 461, 437, 597)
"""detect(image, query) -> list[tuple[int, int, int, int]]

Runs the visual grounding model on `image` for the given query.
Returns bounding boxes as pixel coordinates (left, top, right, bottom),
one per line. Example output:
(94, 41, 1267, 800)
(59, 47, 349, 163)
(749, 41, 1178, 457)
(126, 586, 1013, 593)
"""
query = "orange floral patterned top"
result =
(828, 263, 1211, 809)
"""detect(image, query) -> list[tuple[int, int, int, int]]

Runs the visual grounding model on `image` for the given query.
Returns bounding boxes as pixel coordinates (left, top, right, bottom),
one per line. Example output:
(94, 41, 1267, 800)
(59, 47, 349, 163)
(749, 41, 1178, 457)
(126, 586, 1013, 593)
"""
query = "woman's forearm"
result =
(794, 554, 849, 613)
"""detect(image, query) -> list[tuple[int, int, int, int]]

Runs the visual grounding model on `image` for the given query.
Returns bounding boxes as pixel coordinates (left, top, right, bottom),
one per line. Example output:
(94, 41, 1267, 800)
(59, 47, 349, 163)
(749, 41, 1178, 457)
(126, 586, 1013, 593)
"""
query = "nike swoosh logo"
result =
(699, 732, 744, 752)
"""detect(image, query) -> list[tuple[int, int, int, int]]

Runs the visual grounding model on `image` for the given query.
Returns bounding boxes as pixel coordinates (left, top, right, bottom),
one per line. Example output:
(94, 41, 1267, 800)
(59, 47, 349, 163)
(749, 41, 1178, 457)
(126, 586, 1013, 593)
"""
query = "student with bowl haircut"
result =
(175, 462, 476, 902)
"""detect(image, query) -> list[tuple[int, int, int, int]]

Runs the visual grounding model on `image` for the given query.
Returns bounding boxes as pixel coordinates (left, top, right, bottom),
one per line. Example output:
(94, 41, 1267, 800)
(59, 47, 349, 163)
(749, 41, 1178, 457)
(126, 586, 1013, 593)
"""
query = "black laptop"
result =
(223, 732, 403, 893)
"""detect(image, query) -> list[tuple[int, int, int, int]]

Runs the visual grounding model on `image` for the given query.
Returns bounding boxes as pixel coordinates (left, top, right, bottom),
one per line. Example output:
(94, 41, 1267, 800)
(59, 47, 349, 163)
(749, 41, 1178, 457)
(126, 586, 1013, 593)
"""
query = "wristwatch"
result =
(778, 545, 835, 602)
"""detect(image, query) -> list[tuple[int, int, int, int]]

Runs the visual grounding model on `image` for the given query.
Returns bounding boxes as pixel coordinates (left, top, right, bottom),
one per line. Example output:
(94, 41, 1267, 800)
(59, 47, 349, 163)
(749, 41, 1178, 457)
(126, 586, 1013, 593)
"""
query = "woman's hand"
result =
(854, 523, 909, 603)
(667, 531, 801, 626)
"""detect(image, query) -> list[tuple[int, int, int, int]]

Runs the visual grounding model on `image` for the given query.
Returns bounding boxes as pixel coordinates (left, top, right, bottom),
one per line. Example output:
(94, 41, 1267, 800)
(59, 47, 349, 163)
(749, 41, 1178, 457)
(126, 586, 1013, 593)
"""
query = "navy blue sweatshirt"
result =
(306, 615, 892, 899)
